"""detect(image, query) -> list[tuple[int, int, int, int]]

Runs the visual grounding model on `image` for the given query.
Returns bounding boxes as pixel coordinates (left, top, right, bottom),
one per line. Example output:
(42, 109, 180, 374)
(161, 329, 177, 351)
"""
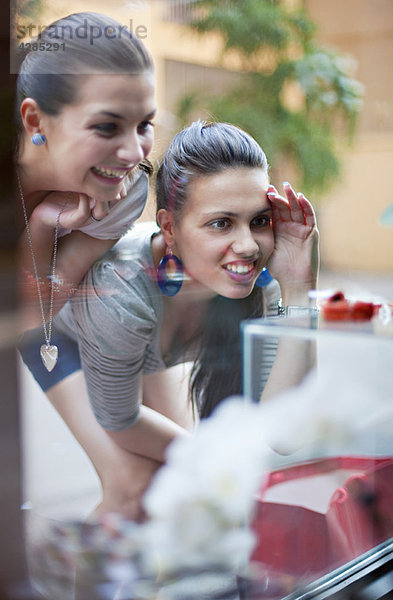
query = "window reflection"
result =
(12, 0, 393, 598)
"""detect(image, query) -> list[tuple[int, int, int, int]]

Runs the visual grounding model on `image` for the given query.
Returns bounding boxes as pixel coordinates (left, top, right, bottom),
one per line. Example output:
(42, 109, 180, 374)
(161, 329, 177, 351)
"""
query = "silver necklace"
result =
(18, 173, 63, 372)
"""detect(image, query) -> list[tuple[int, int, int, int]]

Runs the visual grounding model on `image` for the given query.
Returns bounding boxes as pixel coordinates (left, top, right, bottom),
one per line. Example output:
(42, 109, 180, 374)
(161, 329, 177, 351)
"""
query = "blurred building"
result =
(148, 0, 393, 273)
(18, 0, 393, 272)
(306, 0, 393, 272)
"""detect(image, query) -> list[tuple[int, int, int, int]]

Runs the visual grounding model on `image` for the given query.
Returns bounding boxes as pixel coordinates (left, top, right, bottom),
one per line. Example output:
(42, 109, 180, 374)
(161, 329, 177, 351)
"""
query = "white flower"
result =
(142, 398, 270, 573)
(145, 399, 269, 520)
(141, 514, 255, 574)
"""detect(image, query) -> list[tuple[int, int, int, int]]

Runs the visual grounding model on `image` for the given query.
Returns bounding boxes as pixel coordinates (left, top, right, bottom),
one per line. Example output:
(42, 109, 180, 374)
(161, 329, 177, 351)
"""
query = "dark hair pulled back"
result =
(156, 120, 268, 219)
(156, 121, 269, 418)
(16, 12, 153, 135)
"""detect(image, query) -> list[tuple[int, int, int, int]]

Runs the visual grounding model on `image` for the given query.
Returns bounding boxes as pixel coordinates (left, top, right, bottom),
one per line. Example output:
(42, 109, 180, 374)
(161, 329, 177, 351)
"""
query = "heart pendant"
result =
(40, 344, 58, 372)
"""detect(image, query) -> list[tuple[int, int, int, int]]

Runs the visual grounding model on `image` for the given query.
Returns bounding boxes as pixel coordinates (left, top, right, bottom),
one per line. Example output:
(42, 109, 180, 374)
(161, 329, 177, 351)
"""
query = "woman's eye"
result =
(252, 215, 271, 228)
(93, 123, 117, 135)
(210, 219, 230, 231)
(138, 120, 154, 134)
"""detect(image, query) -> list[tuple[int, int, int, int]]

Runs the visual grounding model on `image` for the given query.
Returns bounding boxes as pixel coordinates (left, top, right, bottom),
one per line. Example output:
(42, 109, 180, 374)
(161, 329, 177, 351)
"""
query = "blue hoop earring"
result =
(157, 252, 184, 297)
(31, 133, 46, 146)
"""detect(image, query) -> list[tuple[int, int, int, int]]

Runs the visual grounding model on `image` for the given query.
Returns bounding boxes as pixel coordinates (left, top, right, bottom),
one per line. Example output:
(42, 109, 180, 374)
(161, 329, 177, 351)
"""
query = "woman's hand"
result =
(30, 177, 131, 230)
(266, 182, 319, 304)
(89, 176, 130, 220)
(31, 191, 94, 230)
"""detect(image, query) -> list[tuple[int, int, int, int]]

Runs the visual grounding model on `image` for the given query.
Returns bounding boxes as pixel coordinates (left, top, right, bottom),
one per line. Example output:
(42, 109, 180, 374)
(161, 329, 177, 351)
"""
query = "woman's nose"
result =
(231, 228, 259, 256)
(116, 132, 144, 165)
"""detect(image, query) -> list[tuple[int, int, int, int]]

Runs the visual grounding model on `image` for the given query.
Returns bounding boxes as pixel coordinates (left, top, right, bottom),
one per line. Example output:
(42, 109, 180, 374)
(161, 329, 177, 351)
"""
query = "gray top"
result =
(55, 222, 186, 431)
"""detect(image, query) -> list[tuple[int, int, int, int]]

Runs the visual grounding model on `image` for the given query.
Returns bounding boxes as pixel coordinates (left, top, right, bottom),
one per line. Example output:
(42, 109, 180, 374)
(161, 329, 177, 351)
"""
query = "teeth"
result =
(225, 263, 254, 274)
(92, 166, 128, 179)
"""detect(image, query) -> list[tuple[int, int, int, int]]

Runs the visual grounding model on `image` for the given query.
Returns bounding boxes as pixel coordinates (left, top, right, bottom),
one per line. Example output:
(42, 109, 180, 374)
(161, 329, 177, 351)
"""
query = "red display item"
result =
(250, 456, 393, 580)
(321, 292, 377, 322)
(321, 292, 351, 321)
(328, 292, 346, 302)
(351, 301, 375, 321)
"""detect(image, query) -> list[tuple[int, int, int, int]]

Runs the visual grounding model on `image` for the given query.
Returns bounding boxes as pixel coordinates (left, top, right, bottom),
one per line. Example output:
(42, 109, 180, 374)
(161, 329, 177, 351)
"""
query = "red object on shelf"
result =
(321, 292, 377, 322)
(250, 456, 393, 579)
(351, 301, 375, 321)
(321, 299, 351, 321)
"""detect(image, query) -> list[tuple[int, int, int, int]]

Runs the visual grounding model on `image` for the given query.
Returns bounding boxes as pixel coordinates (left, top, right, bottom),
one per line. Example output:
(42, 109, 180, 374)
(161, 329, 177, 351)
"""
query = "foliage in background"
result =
(177, 0, 363, 197)
(14, 0, 43, 19)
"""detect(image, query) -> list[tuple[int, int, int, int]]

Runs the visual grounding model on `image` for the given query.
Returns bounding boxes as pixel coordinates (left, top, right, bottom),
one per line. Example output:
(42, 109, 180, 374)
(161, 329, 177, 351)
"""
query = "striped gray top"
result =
(55, 223, 175, 430)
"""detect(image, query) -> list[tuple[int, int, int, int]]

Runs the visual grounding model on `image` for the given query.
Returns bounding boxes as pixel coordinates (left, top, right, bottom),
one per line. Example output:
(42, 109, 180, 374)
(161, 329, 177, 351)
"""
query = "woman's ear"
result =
(20, 98, 45, 137)
(157, 208, 176, 248)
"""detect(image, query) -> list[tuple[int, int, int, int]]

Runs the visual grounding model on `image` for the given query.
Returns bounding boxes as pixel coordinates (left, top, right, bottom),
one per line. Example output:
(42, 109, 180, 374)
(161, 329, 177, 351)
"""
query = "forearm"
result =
(107, 404, 191, 463)
(260, 285, 317, 403)
(19, 216, 59, 330)
(260, 336, 316, 402)
(55, 230, 116, 297)
(257, 183, 320, 403)
(20, 228, 116, 331)
(277, 231, 319, 307)
(20, 215, 54, 277)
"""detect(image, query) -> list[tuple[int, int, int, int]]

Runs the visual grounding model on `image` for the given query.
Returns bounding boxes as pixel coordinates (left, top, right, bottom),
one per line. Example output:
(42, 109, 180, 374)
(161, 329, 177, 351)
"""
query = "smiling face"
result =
(37, 72, 156, 201)
(169, 168, 274, 300)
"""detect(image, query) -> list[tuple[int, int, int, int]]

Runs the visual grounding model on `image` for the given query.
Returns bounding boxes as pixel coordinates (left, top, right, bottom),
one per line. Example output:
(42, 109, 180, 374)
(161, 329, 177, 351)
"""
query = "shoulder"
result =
(72, 222, 161, 342)
(110, 220, 159, 260)
(104, 221, 159, 286)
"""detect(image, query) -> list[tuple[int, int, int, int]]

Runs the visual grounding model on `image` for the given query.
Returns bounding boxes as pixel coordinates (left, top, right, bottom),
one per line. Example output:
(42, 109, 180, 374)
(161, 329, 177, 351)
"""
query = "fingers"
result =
(113, 176, 132, 203)
(268, 186, 291, 222)
(76, 193, 91, 214)
(99, 181, 129, 208)
(267, 182, 315, 226)
(53, 192, 90, 228)
(297, 192, 316, 227)
(119, 181, 128, 199)
(283, 182, 305, 224)
(91, 200, 110, 221)
(60, 193, 90, 226)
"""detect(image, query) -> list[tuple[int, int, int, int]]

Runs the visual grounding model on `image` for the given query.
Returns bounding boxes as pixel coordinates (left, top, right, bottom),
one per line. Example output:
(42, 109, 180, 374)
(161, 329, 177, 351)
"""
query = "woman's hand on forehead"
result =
(265, 182, 319, 299)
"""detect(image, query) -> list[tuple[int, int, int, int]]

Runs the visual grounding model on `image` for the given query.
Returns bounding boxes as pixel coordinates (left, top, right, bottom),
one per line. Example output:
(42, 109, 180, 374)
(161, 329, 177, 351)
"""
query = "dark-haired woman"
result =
(51, 120, 319, 513)
(17, 11, 155, 330)
(17, 12, 162, 519)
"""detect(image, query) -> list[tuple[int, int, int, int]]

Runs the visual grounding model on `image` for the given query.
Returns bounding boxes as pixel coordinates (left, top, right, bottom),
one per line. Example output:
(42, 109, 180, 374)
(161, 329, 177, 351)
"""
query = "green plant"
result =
(177, 0, 363, 197)
(15, 0, 43, 19)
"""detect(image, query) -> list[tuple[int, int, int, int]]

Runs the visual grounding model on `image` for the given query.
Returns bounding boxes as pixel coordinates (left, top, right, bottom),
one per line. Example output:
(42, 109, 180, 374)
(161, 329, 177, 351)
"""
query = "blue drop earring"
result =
(31, 133, 46, 146)
(157, 248, 184, 297)
(255, 267, 273, 288)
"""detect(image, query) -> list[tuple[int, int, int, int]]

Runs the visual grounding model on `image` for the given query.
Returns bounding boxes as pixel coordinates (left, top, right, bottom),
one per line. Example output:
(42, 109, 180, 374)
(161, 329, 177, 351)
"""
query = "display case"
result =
(242, 315, 393, 599)
(18, 315, 393, 600)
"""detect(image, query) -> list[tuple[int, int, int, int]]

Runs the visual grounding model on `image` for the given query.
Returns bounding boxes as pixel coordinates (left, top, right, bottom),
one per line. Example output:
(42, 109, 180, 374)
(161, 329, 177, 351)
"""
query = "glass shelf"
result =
(241, 315, 393, 598)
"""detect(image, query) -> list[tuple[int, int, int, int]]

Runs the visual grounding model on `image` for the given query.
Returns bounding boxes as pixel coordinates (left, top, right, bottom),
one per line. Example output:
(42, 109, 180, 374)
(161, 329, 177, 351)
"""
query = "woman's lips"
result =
(222, 261, 257, 283)
(91, 166, 133, 184)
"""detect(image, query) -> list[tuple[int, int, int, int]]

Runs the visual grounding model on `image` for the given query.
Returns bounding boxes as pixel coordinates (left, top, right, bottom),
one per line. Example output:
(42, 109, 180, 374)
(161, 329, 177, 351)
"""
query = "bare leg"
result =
(46, 371, 160, 520)
(142, 362, 197, 430)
